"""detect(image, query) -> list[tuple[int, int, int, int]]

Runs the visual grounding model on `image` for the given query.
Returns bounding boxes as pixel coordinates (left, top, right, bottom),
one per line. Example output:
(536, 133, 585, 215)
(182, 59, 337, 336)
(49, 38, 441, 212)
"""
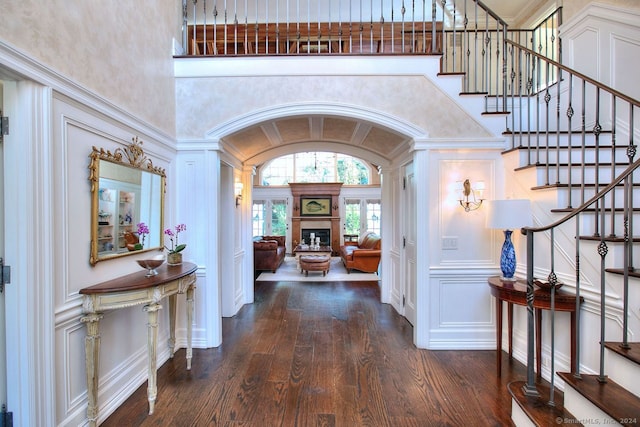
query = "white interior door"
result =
(0, 82, 8, 418)
(403, 163, 417, 325)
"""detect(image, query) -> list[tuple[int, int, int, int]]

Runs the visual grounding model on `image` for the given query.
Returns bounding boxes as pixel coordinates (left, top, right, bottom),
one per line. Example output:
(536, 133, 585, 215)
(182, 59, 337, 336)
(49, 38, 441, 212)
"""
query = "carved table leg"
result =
(186, 284, 195, 370)
(81, 313, 103, 427)
(143, 303, 162, 415)
(168, 294, 177, 358)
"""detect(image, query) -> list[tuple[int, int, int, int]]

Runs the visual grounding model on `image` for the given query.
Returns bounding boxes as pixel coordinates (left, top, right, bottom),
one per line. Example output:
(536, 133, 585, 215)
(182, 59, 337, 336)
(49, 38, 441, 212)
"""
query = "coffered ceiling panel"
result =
(322, 118, 358, 142)
(275, 117, 312, 143)
(224, 126, 273, 158)
(361, 126, 408, 156)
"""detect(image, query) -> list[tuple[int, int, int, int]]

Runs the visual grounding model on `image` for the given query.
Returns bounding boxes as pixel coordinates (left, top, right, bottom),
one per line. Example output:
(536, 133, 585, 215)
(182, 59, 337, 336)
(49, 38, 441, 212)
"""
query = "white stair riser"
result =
(563, 386, 621, 426)
(605, 347, 640, 398)
(510, 399, 537, 427)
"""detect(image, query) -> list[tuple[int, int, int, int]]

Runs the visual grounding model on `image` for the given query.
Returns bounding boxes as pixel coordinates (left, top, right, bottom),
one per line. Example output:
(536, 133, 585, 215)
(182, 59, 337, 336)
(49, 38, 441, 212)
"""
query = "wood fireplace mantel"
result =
(289, 182, 343, 254)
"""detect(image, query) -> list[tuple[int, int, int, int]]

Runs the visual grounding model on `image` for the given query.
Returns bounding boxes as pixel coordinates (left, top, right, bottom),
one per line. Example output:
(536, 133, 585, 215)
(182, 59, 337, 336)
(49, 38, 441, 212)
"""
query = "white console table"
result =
(79, 262, 197, 426)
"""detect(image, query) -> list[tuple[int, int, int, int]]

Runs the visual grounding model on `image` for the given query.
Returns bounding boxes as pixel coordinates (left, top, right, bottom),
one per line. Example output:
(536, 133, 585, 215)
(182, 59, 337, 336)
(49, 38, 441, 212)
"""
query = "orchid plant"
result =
(165, 223, 187, 254)
(135, 222, 149, 250)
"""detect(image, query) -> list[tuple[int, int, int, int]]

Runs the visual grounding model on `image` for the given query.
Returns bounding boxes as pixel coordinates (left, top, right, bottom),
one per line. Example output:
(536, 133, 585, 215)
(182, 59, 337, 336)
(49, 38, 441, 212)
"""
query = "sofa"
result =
(253, 235, 286, 273)
(339, 231, 381, 273)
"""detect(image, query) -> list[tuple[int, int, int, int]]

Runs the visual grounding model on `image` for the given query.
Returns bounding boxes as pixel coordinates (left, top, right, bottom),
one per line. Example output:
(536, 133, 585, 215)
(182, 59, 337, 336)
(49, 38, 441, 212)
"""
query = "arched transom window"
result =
(260, 152, 370, 185)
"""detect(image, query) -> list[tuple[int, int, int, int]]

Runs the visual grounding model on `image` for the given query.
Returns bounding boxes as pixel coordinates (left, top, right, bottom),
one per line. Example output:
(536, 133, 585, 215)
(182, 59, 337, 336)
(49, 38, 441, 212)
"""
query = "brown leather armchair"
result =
(253, 235, 286, 273)
(339, 231, 381, 273)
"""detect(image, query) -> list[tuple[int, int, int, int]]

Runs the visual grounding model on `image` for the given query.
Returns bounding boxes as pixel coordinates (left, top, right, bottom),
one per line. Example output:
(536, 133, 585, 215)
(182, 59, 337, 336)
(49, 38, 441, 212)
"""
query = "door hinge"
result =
(403, 237, 406, 248)
(0, 110, 9, 143)
(402, 177, 406, 190)
(1, 404, 13, 427)
(402, 295, 406, 307)
(0, 258, 10, 293)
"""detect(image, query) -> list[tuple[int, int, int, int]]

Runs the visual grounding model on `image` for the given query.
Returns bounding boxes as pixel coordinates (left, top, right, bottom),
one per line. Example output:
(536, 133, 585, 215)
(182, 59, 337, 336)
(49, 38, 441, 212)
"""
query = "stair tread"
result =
(558, 372, 640, 426)
(508, 380, 582, 426)
(604, 342, 640, 365)
(605, 268, 640, 279)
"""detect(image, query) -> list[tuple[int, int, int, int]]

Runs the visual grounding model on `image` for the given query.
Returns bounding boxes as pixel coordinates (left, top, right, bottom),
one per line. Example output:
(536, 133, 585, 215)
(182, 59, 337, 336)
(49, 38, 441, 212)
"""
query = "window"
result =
(343, 198, 381, 238)
(260, 152, 370, 185)
(344, 200, 361, 235)
(252, 201, 266, 236)
(366, 200, 381, 235)
(252, 199, 288, 237)
(271, 200, 287, 236)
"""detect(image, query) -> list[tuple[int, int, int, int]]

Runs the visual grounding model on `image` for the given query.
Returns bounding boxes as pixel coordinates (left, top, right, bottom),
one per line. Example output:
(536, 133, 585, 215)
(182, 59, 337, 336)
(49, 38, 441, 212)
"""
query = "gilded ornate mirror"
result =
(88, 137, 165, 265)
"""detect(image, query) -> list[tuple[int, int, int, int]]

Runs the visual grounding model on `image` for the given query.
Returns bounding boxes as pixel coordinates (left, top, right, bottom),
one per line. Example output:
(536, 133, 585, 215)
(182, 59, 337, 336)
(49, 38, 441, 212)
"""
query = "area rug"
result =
(256, 256, 380, 282)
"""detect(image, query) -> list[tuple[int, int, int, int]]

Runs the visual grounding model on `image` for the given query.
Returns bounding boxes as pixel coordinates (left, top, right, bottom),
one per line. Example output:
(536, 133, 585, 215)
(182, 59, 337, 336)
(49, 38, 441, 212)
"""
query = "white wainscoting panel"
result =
(427, 274, 496, 349)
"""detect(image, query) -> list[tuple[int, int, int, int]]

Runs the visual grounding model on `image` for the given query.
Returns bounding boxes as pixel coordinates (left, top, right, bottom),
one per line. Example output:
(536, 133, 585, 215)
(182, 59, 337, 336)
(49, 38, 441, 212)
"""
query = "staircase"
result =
(446, 4, 640, 426)
(425, 0, 640, 424)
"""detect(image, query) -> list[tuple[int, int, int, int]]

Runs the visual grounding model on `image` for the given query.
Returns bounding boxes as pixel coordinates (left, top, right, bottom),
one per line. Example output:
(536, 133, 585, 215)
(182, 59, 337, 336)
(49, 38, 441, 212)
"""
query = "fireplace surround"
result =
(289, 182, 343, 254)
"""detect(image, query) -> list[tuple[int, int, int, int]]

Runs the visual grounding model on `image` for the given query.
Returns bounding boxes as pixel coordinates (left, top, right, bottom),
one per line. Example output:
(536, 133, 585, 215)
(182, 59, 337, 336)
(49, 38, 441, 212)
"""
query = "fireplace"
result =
(302, 228, 330, 246)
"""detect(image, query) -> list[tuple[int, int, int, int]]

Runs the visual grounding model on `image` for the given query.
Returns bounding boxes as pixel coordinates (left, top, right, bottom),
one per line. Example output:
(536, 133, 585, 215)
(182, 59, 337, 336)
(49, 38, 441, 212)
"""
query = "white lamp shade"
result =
(486, 199, 533, 230)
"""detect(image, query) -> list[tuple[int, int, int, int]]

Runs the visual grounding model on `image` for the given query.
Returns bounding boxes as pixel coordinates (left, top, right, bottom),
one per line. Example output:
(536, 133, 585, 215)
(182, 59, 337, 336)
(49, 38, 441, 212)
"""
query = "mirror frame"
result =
(89, 137, 166, 265)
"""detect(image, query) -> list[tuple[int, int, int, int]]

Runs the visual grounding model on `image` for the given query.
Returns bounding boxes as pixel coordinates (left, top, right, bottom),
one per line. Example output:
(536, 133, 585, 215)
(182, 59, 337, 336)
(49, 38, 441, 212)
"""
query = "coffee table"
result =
(293, 244, 333, 269)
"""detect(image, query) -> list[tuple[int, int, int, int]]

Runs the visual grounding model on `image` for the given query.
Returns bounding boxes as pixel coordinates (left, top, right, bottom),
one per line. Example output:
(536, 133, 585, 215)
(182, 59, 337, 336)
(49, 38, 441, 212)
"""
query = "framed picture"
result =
(300, 197, 331, 216)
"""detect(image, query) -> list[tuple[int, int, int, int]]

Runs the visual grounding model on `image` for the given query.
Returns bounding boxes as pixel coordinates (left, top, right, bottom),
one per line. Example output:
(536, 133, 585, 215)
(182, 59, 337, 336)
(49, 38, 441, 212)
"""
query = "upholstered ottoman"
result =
(299, 255, 331, 277)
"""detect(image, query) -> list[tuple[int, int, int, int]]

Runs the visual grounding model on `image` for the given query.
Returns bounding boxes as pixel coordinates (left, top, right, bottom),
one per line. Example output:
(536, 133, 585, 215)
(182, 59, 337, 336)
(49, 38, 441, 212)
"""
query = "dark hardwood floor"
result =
(103, 279, 531, 426)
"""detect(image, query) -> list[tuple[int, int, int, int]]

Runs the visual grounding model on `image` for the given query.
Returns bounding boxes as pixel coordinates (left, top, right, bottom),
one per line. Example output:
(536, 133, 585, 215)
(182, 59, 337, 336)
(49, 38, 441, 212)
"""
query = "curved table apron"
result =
(79, 262, 197, 427)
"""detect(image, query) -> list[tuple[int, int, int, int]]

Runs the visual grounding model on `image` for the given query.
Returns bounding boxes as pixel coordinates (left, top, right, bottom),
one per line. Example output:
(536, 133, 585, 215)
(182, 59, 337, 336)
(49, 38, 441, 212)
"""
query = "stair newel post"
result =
(523, 228, 540, 397)
(431, 0, 437, 54)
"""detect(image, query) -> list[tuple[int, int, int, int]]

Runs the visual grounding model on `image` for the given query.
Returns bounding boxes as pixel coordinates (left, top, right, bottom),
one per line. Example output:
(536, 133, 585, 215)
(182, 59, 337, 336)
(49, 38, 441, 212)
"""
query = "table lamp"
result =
(486, 199, 533, 280)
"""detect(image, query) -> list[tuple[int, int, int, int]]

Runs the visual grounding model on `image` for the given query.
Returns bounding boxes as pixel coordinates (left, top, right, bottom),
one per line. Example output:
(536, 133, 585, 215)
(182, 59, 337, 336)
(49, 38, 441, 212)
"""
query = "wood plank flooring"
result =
(103, 280, 530, 426)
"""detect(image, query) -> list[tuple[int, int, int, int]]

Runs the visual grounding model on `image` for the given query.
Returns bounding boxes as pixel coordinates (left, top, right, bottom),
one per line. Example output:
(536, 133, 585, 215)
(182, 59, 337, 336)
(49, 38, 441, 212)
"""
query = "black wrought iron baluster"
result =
(544, 63, 551, 186)
(574, 213, 582, 378)
(594, 88, 602, 236)
(555, 66, 561, 186)
(548, 229, 557, 406)
(567, 73, 575, 208)
(610, 97, 617, 237)
(597, 196, 608, 383)
(581, 79, 587, 206)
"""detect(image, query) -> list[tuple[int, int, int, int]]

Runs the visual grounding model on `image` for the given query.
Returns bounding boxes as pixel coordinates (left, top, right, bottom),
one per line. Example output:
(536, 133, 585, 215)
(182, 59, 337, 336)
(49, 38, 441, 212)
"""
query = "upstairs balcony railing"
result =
(180, 0, 561, 111)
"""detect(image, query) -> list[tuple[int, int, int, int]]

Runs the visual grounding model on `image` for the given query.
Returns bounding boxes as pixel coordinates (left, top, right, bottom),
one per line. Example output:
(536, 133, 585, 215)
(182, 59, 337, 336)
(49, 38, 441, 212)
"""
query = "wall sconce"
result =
(458, 179, 485, 212)
(234, 182, 243, 207)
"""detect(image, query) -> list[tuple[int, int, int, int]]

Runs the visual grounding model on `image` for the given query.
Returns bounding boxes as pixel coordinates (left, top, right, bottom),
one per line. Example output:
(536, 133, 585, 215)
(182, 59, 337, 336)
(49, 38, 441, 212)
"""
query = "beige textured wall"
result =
(176, 75, 492, 140)
(0, 0, 181, 136)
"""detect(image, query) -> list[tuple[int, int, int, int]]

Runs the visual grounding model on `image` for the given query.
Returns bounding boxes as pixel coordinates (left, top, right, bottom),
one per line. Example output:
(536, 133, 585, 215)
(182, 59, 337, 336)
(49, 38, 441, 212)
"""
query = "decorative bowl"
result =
(137, 256, 165, 277)
(534, 279, 564, 291)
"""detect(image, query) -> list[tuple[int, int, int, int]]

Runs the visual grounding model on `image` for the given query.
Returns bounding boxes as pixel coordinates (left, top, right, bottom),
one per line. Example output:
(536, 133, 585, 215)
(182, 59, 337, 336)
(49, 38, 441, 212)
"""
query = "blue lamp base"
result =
(500, 230, 517, 280)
